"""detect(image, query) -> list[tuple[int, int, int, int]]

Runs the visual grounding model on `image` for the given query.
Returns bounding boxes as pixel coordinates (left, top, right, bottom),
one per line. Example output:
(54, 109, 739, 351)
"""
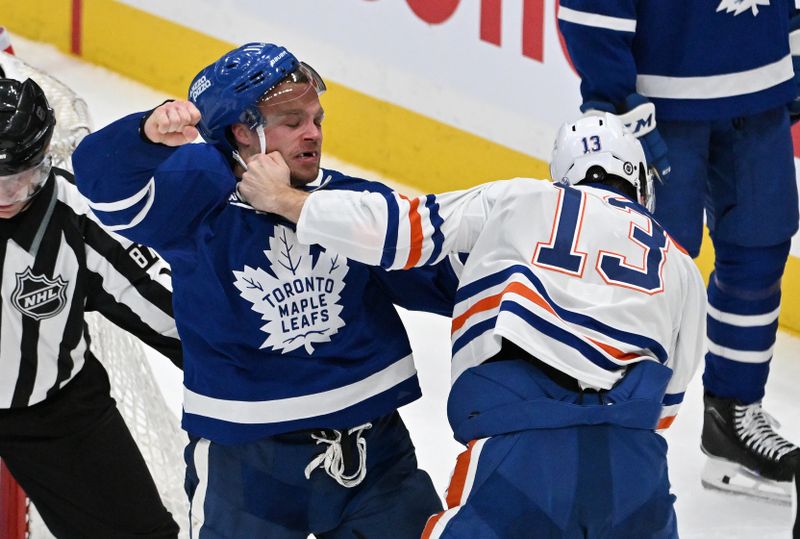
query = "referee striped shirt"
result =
(0, 168, 181, 409)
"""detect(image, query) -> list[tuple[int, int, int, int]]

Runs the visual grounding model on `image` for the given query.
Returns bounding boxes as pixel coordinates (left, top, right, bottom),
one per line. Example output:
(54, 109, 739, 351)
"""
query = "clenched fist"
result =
(143, 100, 201, 146)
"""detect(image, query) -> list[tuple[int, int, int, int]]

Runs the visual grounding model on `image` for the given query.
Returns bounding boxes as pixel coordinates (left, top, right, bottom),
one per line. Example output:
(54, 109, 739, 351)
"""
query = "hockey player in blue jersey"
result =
(72, 43, 458, 538)
(558, 0, 800, 504)
(240, 112, 706, 538)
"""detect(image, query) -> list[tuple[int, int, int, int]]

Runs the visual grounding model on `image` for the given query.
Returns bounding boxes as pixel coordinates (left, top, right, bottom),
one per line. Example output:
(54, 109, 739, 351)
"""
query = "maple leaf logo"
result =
(233, 225, 348, 354)
(716, 0, 770, 16)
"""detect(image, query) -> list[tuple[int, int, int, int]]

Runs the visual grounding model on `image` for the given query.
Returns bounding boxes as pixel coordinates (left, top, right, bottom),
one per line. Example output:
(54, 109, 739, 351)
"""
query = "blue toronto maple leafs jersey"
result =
(73, 113, 456, 444)
(558, 0, 798, 120)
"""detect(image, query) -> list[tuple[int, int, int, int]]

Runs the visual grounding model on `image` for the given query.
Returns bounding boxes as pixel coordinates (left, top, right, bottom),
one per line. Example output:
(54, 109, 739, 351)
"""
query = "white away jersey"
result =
(297, 178, 706, 428)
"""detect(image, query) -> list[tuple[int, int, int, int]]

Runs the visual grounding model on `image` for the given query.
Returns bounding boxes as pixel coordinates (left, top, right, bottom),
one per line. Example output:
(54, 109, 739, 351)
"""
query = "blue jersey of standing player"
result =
(73, 113, 456, 444)
(558, 0, 797, 120)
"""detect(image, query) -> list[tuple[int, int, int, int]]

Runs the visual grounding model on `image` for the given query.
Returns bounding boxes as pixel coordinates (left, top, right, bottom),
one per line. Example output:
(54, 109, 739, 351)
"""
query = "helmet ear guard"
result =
(550, 113, 655, 212)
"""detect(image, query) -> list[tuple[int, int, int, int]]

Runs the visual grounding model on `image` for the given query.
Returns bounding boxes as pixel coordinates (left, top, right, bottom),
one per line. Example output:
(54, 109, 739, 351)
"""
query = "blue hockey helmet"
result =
(188, 42, 325, 158)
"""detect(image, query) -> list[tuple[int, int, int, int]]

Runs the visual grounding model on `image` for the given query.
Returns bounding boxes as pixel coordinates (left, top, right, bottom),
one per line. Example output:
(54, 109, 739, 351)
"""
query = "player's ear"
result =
(230, 123, 254, 148)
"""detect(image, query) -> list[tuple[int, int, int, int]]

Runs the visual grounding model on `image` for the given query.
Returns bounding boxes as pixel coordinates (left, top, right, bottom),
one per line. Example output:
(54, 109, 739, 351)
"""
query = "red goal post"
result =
(0, 461, 27, 539)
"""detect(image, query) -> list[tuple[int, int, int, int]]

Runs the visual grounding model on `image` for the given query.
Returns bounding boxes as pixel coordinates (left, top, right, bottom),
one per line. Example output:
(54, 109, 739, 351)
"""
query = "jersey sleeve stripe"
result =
(423, 194, 446, 265)
(87, 177, 154, 211)
(399, 194, 424, 269)
(557, 6, 636, 33)
(88, 178, 157, 232)
(85, 244, 177, 337)
(380, 191, 400, 268)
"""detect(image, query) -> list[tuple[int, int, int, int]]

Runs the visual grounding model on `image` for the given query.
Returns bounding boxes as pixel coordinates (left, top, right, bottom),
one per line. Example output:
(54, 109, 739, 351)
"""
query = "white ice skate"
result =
(701, 454, 794, 505)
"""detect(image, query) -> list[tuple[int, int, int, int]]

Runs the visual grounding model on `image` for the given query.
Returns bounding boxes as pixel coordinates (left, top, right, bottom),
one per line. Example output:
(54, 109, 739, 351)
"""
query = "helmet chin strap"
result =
(232, 124, 270, 205)
(231, 151, 248, 171)
(256, 124, 266, 155)
(231, 124, 268, 172)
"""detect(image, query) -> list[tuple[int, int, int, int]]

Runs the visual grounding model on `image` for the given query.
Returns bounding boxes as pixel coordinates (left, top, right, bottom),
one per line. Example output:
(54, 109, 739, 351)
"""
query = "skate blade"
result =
(700, 456, 793, 506)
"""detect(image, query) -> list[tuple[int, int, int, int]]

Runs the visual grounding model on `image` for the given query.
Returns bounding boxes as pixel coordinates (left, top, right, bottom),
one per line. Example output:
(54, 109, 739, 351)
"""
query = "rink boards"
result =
(3, 0, 800, 333)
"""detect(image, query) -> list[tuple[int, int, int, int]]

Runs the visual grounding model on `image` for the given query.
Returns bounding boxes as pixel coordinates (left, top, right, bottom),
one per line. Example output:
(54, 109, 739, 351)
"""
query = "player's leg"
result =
(315, 411, 442, 539)
(184, 414, 431, 539)
(422, 427, 676, 539)
(700, 106, 800, 502)
(422, 436, 536, 539)
(0, 355, 179, 539)
(603, 426, 677, 538)
(184, 434, 312, 539)
(652, 119, 711, 257)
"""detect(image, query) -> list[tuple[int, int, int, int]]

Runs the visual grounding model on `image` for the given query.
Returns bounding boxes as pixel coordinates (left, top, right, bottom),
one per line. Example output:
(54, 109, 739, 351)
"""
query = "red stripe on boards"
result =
(71, 0, 83, 56)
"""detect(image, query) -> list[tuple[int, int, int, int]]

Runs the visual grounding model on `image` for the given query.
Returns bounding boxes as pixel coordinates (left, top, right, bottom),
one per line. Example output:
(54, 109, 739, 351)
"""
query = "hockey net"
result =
(0, 51, 190, 538)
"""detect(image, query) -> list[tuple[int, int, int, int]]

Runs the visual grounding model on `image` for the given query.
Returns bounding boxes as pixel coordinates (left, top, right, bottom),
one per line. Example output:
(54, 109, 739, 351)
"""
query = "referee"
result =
(0, 77, 182, 537)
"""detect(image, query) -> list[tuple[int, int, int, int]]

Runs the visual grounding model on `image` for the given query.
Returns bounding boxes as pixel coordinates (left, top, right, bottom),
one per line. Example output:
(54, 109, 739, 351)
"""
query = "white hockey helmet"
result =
(550, 113, 654, 211)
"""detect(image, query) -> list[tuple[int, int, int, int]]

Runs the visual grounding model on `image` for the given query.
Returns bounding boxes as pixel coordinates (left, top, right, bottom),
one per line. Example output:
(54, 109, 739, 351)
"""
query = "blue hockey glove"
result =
(789, 15, 800, 124)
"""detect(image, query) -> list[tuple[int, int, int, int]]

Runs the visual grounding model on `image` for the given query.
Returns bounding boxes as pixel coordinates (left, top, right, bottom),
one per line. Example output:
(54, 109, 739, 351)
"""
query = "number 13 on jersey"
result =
(533, 186, 668, 294)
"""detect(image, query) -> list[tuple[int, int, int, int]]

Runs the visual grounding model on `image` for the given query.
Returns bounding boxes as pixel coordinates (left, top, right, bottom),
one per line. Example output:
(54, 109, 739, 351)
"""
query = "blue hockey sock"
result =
(702, 240, 790, 404)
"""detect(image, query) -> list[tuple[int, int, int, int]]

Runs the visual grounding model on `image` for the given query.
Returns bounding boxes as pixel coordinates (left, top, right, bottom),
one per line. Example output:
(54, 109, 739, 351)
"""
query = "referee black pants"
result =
(0, 354, 179, 539)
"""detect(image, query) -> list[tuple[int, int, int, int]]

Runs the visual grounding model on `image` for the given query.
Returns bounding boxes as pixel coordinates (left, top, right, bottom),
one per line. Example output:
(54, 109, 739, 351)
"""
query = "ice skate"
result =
(701, 393, 800, 505)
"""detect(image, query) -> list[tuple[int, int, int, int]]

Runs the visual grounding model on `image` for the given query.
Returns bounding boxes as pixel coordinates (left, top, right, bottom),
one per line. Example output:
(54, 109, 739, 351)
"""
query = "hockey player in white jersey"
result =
(238, 113, 706, 538)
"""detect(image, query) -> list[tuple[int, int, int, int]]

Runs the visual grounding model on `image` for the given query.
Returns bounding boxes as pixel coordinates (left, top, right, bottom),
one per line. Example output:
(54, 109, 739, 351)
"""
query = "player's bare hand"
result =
(143, 100, 201, 146)
(239, 151, 291, 211)
(239, 152, 308, 222)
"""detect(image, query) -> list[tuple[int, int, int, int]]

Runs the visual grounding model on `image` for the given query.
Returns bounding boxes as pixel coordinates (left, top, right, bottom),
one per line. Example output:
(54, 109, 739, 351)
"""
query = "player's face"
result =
(259, 82, 324, 186)
(0, 156, 51, 218)
(0, 199, 28, 218)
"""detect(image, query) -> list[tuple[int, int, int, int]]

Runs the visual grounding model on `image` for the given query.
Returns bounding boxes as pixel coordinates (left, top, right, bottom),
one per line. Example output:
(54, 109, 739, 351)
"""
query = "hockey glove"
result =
(621, 94, 670, 182)
(789, 14, 800, 124)
(581, 95, 671, 183)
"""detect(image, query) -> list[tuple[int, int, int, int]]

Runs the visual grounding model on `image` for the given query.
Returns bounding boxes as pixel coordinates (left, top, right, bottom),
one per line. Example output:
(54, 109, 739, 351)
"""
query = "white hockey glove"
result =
(582, 95, 671, 183)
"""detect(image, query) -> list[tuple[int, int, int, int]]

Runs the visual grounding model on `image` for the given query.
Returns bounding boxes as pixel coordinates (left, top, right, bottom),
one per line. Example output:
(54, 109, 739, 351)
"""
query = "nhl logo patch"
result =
(11, 267, 68, 320)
